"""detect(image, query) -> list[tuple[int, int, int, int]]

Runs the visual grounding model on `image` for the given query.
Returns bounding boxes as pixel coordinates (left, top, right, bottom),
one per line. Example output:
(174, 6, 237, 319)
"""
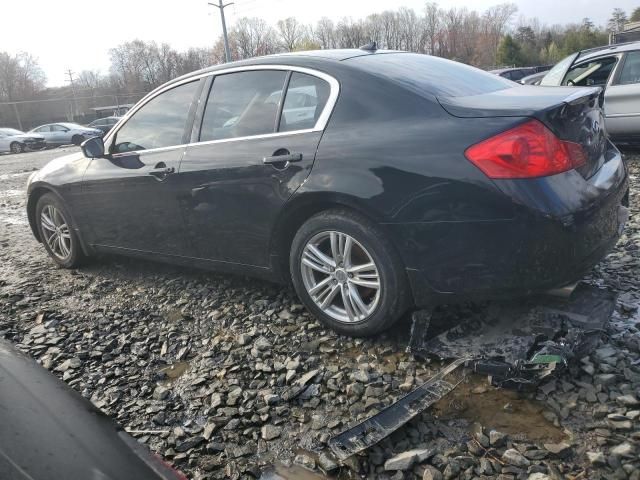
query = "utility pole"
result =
(12, 103, 23, 131)
(65, 69, 78, 121)
(208, 0, 234, 63)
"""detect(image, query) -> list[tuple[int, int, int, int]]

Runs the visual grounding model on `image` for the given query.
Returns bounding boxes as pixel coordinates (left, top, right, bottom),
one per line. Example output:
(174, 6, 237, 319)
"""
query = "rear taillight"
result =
(464, 119, 586, 179)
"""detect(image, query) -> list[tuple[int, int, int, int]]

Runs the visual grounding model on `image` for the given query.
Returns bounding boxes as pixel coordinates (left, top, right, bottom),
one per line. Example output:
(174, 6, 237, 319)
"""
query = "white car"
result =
(0, 128, 46, 153)
(28, 122, 103, 147)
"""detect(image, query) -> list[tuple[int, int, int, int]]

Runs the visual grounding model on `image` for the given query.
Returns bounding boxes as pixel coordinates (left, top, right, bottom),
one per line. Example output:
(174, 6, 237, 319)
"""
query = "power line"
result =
(0, 92, 149, 106)
(208, 0, 234, 62)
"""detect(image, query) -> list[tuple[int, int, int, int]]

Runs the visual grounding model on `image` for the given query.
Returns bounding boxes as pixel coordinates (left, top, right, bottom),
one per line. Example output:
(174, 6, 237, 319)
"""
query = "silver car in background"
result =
(0, 128, 46, 153)
(28, 122, 103, 147)
(540, 41, 640, 145)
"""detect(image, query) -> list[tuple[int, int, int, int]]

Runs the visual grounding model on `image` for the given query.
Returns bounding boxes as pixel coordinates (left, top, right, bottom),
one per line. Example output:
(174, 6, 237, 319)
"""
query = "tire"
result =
(71, 135, 84, 146)
(10, 142, 24, 154)
(35, 193, 85, 268)
(290, 209, 410, 337)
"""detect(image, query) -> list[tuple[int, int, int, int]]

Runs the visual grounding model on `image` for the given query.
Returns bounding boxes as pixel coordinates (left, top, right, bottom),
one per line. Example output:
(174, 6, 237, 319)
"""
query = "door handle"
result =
(263, 152, 303, 165)
(149, 162, 175, 180)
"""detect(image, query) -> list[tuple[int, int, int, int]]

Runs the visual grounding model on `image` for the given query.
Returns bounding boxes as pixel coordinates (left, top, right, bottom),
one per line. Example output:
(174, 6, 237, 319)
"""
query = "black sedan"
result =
(0, 340, 185, 480)
(25, 49, 629, 337)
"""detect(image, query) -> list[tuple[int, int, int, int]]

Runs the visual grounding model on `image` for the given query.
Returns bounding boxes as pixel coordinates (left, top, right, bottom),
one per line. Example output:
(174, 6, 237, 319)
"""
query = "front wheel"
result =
(71, 135, 84, 146)
(10, 142, 24, 154)
(290, 209, 410, 337)
(35, 193, 85, 268)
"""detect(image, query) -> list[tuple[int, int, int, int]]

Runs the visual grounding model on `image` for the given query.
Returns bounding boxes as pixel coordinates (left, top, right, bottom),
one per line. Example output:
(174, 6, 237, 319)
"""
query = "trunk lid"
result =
(438, 85, 607, 179)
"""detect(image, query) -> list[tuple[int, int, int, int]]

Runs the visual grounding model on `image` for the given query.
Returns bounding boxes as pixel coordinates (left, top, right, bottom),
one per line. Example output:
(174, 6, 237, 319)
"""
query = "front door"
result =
(80, 79, 201, 255)
(179, 69, 335, 267)
(606, 50, 640, 140)
(49, 124, 70, 145)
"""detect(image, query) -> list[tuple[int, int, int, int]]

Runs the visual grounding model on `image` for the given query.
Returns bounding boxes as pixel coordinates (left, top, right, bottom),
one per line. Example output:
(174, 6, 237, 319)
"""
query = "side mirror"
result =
(81, 136, 105, 158)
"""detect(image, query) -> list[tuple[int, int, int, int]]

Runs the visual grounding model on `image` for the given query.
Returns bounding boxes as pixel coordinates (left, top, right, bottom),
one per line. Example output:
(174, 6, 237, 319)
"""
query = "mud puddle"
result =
(260, 465, 333, 480)
(433, 374, 565, 443)
(158, 361, 190, 384)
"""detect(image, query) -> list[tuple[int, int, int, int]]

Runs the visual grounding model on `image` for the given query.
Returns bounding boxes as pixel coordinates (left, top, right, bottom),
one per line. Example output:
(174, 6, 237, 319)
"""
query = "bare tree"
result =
(314, 17, 336, 49)
(277, 17, 305, 51)
(335, 18, 366, 48)
(233, 17, 279, 59)
(422, 2, 442, 55)
(607, 8, 628, 33)
(0, 52, 46, 101)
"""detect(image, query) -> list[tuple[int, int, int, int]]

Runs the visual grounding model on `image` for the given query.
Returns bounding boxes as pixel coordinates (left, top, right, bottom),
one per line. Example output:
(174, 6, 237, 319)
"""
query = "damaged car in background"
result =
(540, 41, 640, 146)
(25, 48, 629, 339)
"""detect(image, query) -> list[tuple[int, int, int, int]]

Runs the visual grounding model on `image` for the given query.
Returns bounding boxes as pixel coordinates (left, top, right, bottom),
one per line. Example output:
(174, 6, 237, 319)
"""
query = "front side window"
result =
(563, 56, 618, 87)
(618, 51, 640, 85)
(113, 81, 199, 153)
(279, 73, 330, 132)
(200, 70, 287, 141)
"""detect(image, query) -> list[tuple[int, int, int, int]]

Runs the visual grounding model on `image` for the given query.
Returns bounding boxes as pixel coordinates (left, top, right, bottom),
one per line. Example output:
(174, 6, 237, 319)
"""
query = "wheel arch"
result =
(268, 192, 400, 282)
(27, 184, 92, 255)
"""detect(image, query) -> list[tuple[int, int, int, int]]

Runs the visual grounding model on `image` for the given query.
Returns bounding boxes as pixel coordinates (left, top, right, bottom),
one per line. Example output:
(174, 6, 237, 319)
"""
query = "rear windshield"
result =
(348, 53, 514, 98)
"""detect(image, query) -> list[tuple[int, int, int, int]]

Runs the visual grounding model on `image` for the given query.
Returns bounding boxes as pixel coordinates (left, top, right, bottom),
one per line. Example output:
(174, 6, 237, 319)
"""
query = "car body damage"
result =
(328, 283, 616, 461)
(409, 283, 616, 389)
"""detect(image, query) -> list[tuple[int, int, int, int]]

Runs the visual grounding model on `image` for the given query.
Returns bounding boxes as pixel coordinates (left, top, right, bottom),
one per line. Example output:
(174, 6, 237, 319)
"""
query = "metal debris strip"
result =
(328, 357, 466, 461)
(409, 283, 617, 389)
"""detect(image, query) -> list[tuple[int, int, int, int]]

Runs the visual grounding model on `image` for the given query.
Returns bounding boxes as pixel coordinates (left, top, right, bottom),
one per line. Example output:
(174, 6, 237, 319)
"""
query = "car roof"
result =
(161, 49, 404, 88)
(577, 41, 640, 61)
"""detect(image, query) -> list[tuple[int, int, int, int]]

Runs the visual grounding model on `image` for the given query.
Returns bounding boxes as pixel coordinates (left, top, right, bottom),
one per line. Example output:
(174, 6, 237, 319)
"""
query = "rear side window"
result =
(349, 53, 514, 98)
(279, 73, 330, 132)
(618, 51, 640, 85)
(113, 81, 199, 153)
(200, 70, 287, 141)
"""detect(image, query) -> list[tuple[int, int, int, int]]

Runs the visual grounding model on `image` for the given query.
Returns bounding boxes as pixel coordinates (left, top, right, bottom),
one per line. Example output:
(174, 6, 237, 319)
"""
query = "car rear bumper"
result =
(391, 144, 629, 307)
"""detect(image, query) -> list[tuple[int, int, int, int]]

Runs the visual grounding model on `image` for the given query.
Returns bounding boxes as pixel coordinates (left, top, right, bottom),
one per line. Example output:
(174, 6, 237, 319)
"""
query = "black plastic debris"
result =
(328, 357, 466, 461)
(409, 283, 616, 389)
(326, 283, 616, 462)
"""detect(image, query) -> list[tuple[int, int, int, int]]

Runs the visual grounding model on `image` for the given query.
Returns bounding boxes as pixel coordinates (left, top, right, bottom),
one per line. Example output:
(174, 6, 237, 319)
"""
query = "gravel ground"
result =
(0, 147, 639, 480)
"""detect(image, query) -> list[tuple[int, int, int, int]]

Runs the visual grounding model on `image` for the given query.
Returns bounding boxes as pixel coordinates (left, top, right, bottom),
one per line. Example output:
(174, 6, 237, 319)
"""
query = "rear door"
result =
(179, 67, 337, 267)
(605, 50, 640, 139)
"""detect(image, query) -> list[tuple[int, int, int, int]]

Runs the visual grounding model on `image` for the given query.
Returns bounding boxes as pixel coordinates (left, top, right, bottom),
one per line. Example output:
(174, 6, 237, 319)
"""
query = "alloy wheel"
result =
(40, 205, 72, 260)
(300, 231, 381, 323)
(10, 143, 23, 154)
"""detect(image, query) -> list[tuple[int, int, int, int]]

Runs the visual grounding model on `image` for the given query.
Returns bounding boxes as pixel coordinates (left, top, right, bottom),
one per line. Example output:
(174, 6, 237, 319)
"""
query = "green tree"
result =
(496, 34, 523, 66)
(631, 7, 640, 22)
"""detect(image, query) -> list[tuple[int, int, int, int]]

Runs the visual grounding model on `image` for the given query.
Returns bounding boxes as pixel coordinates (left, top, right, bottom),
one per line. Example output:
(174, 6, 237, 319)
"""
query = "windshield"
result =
(540, 53, 578, 86)
(0, 128, 24, 135)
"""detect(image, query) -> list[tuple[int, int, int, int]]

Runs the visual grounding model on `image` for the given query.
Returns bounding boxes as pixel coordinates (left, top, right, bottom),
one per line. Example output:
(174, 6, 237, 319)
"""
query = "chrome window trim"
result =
(104, 64, 340, 155)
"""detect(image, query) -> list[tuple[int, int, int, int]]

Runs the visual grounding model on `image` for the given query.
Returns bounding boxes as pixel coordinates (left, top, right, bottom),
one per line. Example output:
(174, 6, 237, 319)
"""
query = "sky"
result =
(1, 0, 634, 87)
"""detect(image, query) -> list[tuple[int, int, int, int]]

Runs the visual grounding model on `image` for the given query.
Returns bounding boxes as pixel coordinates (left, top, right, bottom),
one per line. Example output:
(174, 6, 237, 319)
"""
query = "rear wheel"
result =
(10, 142, 24, 154)
(35, 193, 85, 268)
(290, 209, 410, 336)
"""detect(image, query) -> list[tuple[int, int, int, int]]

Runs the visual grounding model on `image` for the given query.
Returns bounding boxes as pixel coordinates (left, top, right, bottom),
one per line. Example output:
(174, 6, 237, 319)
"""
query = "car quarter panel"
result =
(296, 59, 628, 304)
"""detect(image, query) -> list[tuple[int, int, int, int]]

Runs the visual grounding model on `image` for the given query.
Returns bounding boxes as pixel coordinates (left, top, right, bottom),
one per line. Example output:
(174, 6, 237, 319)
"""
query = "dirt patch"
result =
(433, 374, 566, 444)
(158, 361, 190, 384)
